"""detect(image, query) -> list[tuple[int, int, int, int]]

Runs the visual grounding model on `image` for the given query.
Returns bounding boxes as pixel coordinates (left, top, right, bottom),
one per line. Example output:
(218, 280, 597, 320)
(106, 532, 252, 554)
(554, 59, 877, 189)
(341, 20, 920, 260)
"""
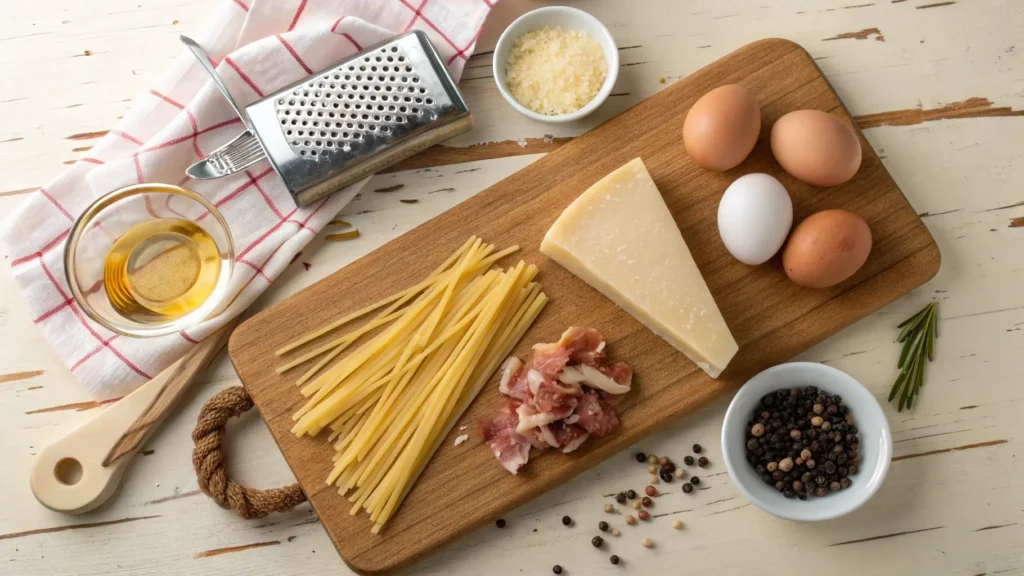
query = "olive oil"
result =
(103, 218, 221, 322)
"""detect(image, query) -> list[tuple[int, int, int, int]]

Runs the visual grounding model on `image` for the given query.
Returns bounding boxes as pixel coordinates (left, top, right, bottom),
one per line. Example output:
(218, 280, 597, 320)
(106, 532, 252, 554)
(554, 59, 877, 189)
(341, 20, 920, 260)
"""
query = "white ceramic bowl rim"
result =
(492, 6, 620, 123)
(721, 362, 893, 522)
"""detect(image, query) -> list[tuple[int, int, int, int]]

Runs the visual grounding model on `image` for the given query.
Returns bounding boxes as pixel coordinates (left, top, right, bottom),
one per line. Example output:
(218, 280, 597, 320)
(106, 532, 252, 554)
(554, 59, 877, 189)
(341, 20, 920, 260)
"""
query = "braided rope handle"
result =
(192, 386, 306, 518)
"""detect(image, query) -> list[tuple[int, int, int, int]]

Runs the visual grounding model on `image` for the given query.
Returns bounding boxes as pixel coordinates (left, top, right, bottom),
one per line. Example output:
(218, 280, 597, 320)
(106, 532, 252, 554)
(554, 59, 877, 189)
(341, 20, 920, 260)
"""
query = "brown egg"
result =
(683, 84, 761, 171)
(770, 110, 862, 187)
(782, 209, 872, 288)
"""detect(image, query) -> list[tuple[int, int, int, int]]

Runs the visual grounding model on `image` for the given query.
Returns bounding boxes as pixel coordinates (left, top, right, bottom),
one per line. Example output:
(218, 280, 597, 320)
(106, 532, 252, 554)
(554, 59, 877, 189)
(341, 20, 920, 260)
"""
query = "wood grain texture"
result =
(103, 319, 238, 465)
(229, 39, 940, 574)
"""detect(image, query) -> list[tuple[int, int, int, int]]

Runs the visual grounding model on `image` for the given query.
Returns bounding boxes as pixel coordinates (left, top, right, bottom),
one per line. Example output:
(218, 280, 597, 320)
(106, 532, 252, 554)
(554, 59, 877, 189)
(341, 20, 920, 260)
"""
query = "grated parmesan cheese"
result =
(505, 27, 608, 116)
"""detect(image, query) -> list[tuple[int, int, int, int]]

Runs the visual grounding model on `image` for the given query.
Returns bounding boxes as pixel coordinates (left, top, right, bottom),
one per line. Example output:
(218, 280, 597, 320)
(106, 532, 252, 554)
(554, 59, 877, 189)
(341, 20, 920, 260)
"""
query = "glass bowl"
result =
(63, 184, 234, 337)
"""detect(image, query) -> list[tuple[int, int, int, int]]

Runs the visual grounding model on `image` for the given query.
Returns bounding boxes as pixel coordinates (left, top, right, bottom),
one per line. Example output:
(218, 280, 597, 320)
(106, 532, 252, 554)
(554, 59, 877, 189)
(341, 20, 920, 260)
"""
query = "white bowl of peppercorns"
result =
(721, 362, 892, 522)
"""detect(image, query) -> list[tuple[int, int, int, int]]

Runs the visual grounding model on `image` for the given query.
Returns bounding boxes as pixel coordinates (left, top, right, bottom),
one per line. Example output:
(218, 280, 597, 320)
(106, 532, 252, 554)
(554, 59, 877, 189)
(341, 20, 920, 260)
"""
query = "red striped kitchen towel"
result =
(0, 0, 495, 399)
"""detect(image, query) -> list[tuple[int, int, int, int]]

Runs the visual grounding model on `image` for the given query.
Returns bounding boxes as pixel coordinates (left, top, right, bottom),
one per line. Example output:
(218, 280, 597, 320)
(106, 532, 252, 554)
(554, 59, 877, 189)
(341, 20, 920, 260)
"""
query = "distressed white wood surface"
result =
(2, 0, 1023, 574)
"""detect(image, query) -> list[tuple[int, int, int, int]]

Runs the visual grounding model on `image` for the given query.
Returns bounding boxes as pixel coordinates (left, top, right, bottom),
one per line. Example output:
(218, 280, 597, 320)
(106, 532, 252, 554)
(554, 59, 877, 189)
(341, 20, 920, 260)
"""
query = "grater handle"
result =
(180, 35, 253, 130)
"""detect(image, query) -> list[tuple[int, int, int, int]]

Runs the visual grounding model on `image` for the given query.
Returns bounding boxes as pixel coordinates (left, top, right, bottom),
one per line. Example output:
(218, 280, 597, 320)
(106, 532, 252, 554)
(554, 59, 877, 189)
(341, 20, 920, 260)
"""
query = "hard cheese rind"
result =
(540, 158, 738, 378)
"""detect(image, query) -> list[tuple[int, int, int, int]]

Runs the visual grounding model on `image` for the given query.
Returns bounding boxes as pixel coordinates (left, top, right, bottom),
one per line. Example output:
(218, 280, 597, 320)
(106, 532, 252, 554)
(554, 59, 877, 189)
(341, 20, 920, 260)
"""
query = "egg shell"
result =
(770, 110, 862, 187)
(782, 209, 872, 289)
(683, 84, 761, 172)
(717, 173, 793, 265)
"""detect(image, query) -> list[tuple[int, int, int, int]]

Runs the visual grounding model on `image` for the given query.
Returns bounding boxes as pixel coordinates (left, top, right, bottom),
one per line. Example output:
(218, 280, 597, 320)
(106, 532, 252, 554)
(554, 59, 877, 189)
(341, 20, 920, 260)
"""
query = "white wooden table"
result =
(2, 1, 1022, 574)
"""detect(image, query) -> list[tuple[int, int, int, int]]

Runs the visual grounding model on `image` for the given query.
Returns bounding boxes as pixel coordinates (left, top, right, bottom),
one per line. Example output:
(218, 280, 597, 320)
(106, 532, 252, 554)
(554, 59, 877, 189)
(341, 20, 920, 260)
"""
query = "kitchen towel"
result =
(0, 0, 494, 399)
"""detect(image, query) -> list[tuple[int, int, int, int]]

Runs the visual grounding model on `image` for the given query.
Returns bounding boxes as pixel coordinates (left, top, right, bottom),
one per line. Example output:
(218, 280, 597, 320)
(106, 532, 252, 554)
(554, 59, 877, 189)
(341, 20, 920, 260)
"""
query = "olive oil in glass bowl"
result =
(64, 184, 234, 337)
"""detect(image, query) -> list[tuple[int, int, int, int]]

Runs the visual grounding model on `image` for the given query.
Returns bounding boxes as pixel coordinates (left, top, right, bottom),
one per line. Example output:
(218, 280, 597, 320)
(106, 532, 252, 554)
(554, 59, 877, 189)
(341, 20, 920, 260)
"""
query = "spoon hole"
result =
(55, 457, 83, 486)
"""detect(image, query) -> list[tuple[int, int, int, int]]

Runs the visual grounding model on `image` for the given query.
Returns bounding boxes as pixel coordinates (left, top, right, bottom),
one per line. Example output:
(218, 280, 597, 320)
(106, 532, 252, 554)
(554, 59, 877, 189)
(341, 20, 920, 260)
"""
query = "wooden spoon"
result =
(30, 319, 238, 514)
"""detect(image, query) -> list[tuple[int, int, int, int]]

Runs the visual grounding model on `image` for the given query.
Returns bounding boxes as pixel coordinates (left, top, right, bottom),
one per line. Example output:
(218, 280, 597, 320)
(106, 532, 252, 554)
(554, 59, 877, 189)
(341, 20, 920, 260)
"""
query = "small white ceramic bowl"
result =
(492, 6, 619, 123)
(721, 362, 892, 522)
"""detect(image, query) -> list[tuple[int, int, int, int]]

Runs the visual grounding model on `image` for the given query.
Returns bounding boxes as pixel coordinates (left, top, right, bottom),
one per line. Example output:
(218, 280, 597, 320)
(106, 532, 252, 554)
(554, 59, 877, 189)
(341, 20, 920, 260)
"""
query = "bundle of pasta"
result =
(275, 237, 547, 533)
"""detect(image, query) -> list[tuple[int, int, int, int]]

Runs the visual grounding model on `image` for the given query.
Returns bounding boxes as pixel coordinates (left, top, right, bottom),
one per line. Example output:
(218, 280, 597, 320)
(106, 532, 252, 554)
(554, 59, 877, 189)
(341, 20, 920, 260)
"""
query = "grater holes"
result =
(425, 97, 434, 105)
(278, 99, 285, 104)
(397, 55, 405, 61)
(376, 77, 385, 85)
(399, 106, 407, 112)
(412, 107, 420, 114)
(401, 76, 408, 83)
(375, 56, 381, 62)
(334, 73, 341, 80)
(371, 66, 378, 72)
(299, 150, 306, 156)
(376, 105, 385, 112)
(360, 114, 369, 120)
(343, 132, 350, 138)
(373, 115, 381, 122)
(414, 97, 422, 104)
(419, 87, 427, 93)
(391, 46, 398, 52)
(388, 105, 396, 112)
(357, 123, 365, 129)
(326, 141, 334, 148)
(405, 65, 413, 73)
(346, 122, 354, 128)
(385, 86, 393, 92)
(412, 76, 420, 84)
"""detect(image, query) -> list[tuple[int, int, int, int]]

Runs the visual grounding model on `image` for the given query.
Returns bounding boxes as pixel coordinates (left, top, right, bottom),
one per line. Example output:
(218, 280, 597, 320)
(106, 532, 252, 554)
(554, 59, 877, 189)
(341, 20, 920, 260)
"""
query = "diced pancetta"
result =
(574, 392, 621, 437)
(478, 411, 531, 474)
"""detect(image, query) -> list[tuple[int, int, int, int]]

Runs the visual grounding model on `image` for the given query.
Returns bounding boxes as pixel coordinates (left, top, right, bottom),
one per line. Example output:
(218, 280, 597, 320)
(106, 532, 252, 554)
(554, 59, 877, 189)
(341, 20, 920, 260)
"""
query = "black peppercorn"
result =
(615, 492, 627, 504)
(840, 477, 852, 489)
(562, 515, 572, 526)
(689, 476, 700, 485)
(496, 519, 506, 528)
(682, 483, 694, 494)
(660, 470, 674, 483)
(816, 475, 827, 486)
(635, 452, 647, 463)
(553, 566, 562, 575)
(683, 456, 695, 466)
(598, 521, 609, 532)
(692, 444, 702, 454)
(698, 456, 709, 467)
(592, 536, 604, 548)
(797, 491, 808, 500)
(775, 480, 785, 491)
(660, 462, 674, 473)
(641, 496, 652, 507)
(848, 464, 858, 475)
(814, 486, 828, 497)
(783, 489, 795, 499)
(610, 555, 620, 565)
(824, 461, 837, 475)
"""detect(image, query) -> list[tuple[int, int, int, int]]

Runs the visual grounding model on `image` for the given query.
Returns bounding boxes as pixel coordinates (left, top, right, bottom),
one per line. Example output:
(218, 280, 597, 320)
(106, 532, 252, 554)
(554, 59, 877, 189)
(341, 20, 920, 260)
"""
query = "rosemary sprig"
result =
(888, 302, 938, 412)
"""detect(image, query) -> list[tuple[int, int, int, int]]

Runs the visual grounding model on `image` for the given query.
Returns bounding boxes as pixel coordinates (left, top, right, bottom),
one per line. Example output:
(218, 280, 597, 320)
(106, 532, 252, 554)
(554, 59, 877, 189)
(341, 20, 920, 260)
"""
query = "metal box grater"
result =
(246, 30, 472, 206)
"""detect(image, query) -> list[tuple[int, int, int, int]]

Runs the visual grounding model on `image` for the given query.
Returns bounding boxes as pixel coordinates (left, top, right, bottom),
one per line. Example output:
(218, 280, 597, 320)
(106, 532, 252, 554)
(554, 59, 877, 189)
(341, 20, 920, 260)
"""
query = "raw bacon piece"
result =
(548, 420, 591, 453)
(479, 410, 531, 475)
(599, 361, 633, 387)
(575, 392, 621, 437)
(516, 399, 577, 434)
(540, 326, 606, 366)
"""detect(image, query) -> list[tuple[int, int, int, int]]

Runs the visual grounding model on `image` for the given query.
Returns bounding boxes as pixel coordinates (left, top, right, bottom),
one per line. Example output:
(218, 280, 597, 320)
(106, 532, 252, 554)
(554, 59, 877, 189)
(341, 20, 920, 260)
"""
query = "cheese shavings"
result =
(505, 27, 607, 116)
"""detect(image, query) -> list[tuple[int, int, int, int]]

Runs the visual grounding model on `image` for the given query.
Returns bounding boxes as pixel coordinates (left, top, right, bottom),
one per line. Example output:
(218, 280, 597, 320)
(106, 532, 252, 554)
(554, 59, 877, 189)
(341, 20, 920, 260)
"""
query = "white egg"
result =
(717, 173, 793, 265)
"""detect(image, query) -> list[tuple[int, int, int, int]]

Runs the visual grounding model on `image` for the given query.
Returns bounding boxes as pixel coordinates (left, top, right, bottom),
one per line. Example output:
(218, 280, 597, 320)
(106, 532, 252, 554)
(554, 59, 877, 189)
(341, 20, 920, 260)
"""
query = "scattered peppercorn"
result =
(648, 464, 657, 474)
(682, 483, 694, 494)
(611, 528, 621, 537)
(697, 456, 709, 467)
(658, 456, 669, 466)
(562, 515, 572, 526)
(496, 519, 506, 528)
(683, 456, 695, 465)
(647, 455, 658, 465)
(626, 490, 637, 500)
(610, 555, 620, 565)
(649, 474, 659, 485)
(674, 467, 685, 479)
(642, 537, 654, 548)
(553, 566, 562, 575)
(641, 497, 653, 507)
(692, 444, 702, 454)
(660, 470, 674, 483)
(638, 510, 650, 521)
(690, 476, 700, 485)
(615, 492, 627, 504)
(625, 515, 637, 525)
(632, 500, 642, 510)
(598, 521, 609, 532)
(744, 387, 859, 498)
(604, 504, 615, 513)
(635, 452, 647, 463)
(592, 536, 604, 548)
(645, 485, 657, 497)
(660, 461, 674, 472)
(672, 520, 683, 529)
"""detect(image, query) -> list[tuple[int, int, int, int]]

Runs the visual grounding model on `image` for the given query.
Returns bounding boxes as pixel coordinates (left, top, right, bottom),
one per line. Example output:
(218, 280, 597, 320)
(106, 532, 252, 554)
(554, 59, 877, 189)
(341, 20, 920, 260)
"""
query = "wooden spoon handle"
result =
(30, 319, 238, 515)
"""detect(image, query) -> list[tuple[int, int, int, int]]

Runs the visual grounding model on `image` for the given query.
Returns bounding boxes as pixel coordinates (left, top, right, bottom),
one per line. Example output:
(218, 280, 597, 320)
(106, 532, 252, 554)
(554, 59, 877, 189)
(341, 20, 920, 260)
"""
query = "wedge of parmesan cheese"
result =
(540, 158, 738, 378)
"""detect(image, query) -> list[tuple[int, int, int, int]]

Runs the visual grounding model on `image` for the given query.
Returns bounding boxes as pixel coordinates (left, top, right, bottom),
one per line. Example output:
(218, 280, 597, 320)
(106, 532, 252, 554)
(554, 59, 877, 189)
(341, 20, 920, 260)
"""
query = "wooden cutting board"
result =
(229, 38, 939, 574)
